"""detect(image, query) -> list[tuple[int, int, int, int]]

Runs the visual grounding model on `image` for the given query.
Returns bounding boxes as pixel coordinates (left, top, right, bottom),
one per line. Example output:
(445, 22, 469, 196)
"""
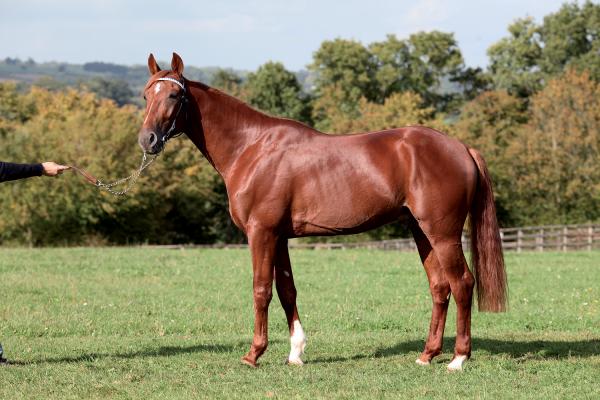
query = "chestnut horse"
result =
(138, 53, 507, 371)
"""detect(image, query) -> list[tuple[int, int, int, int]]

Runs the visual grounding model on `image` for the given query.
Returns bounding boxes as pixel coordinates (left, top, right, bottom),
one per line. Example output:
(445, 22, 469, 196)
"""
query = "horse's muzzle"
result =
(138, 130, 164, 154)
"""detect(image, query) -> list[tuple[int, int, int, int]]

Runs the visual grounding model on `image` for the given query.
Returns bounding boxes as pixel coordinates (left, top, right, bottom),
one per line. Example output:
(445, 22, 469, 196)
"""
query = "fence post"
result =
(588, 225, 593, 251)
(562, 226, 568, 252)
(517, 229, 523, 253)
(537, 228, 544, 252)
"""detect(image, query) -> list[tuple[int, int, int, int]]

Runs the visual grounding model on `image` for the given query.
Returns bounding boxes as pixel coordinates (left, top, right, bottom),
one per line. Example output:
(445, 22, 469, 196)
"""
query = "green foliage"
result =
(371, 32, 465, 109)
(453, 90, 529, 226)
(210, 68, 244, 97)
(323, 91, 436, 134)
(0, 83, 243, 245)
(310, 32, 475, 131)
(488, 1, 600, 96)
(0, 82, 36, 138)
(487, 17, 543, 97)
(244, 61, 311, 123)
(309, 38, 378, 130)
(512, 69, 600, 224)
(456, 69, 600, 226)
(81, 77, 135, 106)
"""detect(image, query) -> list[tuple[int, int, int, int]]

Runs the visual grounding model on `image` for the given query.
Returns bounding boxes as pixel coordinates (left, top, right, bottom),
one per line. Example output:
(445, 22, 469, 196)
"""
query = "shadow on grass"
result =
(7, 343, 236, 366)
(6, 339, 287, 366)
(311, 337, 600, 364)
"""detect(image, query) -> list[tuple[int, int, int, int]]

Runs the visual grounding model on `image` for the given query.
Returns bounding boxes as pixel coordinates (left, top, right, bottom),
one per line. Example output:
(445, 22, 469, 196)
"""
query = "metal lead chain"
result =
(96, 152, 157, 196)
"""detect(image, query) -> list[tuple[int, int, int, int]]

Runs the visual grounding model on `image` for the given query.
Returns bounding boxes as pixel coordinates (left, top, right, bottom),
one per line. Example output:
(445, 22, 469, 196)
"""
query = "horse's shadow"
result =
(7, 342, 238, 366)
(311, 337, 600, 364)
(7, 338, 289, 366)
(6, 337, 599, 366)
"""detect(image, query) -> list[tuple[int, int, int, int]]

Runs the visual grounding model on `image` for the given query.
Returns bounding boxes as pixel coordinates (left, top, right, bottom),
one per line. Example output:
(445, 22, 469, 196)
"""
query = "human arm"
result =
(0, 161, 69, 182)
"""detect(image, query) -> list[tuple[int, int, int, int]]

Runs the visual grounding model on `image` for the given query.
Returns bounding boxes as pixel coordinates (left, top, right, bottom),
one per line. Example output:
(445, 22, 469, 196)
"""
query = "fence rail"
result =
(147, 223, 600, 252)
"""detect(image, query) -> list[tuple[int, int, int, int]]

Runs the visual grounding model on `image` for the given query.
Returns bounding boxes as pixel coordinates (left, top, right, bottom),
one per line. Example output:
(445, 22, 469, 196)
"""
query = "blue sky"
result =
(0, 0, 569, 71)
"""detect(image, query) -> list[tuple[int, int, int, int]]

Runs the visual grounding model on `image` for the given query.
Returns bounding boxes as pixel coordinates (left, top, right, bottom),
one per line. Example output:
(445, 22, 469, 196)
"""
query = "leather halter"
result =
(149, 76, 188, 143)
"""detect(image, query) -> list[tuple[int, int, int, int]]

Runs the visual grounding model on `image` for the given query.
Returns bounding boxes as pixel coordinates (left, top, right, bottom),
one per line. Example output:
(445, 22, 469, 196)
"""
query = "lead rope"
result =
(69, 77, 185, 195)
(70, 152, 158, 196)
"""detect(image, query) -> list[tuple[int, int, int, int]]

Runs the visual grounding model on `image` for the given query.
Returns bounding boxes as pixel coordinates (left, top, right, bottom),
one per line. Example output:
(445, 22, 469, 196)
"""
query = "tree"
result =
(309, 38, 378, 130)
(244, 61, 310, 123)
(82, 77, 135, 106)
(539, 1, 600, 78)
(324, 91, 435, 134)
(487, 17, 543, 97)
(488, 1, 600, 96)
(211, 68, 244, 97)
(0, 84, 243, 245)
(0, 82, 35, 138)
(370, 32, 466, 111)
(511, 69, 600, 225)
(453, 90, 528, 225)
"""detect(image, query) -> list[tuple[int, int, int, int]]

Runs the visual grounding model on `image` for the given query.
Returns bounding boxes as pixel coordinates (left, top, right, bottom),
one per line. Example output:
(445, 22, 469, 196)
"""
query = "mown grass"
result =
(0, 248, 599, 399)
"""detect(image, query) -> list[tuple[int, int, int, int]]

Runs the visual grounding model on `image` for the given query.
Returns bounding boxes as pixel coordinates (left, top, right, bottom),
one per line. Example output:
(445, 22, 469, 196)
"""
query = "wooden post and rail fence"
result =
(149, 223, 600, 252)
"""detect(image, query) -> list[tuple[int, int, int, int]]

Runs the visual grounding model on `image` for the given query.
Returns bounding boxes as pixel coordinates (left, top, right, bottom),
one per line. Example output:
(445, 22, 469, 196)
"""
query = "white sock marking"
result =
(288, 320, 306, 365)
(447, 355, 467, 371)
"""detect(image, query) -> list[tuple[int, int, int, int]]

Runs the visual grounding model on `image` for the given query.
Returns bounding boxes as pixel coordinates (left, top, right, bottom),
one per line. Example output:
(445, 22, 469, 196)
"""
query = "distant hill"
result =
(0, 57, 238, 95)
(0, 57, 313, 105)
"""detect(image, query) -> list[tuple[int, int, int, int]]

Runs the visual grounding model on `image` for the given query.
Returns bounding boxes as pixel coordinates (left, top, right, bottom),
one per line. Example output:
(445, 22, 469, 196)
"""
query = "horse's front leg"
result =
(275, 238, 306, 365)
(241, 226, 276, 367)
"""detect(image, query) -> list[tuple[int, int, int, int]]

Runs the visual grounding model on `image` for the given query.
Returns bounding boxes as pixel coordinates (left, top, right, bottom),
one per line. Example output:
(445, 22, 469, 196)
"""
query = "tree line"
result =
(1, 1, 599, 245)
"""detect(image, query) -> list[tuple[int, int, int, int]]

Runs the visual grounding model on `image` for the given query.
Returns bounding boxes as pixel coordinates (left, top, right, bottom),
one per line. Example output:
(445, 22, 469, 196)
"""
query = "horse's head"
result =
(139, 52, 187, 154)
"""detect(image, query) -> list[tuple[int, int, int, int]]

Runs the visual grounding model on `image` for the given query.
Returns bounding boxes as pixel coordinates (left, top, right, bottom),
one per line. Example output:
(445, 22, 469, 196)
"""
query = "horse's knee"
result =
(253, 285, 273, 309)
(430, 280, 450, 298)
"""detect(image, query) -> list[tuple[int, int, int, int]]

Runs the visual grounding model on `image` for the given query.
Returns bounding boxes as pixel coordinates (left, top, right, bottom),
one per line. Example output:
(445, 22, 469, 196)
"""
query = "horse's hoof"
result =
(447, 355, 467, 371)
(287, 357, 304, 366)
(241, 356, 257, 368)
(0, 357, 7, 365)
(415, 358, 430, 366)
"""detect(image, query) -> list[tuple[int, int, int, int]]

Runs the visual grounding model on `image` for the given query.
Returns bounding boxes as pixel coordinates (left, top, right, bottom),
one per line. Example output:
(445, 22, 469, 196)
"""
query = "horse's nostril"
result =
(148, 132, 158, 147)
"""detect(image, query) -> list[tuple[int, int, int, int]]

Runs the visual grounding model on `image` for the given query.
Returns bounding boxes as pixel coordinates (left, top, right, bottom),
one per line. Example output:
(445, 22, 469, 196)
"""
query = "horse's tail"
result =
(467, 147, 507, 312)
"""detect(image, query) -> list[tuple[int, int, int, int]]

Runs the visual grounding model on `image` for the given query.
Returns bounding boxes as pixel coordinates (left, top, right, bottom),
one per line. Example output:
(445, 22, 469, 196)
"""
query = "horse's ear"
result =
(171, 52, 184, 75)
(148, 53, 161, 75)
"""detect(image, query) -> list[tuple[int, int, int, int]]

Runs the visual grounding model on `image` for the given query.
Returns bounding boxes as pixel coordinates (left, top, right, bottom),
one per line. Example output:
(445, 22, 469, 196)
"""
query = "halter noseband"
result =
(152, 76, 188, 144)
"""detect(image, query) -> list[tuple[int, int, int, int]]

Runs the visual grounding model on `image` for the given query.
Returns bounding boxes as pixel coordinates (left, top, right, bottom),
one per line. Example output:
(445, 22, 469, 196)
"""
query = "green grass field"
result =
(0, 248, 599, 399)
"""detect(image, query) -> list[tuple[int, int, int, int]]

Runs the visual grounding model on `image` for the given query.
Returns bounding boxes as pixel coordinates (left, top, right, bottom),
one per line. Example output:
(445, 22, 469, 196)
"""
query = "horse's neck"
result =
(186, 83, 270, 178)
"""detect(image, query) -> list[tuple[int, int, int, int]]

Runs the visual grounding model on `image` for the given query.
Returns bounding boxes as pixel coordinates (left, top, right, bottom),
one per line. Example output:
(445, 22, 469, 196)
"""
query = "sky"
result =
(0, 0, 570, 71)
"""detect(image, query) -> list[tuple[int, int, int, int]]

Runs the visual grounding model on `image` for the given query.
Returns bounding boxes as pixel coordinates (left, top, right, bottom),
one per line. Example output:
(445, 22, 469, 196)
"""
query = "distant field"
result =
(0, 248, 599, 399)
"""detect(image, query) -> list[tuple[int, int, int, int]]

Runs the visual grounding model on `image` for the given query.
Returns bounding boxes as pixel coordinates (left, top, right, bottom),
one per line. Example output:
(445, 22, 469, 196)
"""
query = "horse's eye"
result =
(169, 93, 178, 99)
(143, 95, 147, 101)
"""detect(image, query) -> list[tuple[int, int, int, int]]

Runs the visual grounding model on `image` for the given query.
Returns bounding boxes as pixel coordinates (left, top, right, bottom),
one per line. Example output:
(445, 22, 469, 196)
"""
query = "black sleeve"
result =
(0, 161, 44, 183)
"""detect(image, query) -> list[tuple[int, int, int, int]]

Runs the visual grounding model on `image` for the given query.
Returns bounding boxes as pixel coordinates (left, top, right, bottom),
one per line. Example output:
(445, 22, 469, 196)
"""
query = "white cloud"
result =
(397, 0, 450, 37)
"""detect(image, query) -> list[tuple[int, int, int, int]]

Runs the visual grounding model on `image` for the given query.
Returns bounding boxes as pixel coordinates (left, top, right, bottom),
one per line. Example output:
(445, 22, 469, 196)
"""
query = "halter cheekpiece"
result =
(152, 76, 187, 143)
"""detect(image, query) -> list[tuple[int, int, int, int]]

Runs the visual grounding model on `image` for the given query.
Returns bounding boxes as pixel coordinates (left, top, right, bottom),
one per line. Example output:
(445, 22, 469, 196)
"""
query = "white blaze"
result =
(143, 99, 155, 124)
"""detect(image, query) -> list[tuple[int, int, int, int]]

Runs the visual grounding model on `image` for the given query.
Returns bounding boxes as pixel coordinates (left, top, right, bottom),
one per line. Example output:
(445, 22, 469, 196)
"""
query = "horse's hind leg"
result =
(430, 238, 475, 371)
(410, 221, 451, 366)
(275, 238, 306, 365)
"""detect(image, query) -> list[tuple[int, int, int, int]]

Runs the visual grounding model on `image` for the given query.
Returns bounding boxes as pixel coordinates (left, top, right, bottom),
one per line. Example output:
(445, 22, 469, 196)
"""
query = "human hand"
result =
(42, 162, 70, 177)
